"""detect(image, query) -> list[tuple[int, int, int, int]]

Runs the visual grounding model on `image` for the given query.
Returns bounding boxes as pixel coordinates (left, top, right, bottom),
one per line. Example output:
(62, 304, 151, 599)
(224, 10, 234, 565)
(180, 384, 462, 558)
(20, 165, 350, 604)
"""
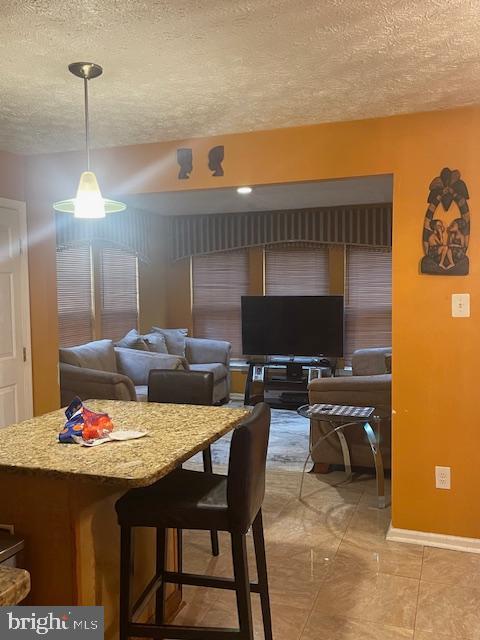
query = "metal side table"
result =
(297, 403, 386, 509)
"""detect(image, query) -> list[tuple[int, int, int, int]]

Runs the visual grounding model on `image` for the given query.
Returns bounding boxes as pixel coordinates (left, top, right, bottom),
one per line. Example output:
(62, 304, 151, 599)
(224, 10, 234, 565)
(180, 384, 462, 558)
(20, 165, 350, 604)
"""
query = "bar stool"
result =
(148, 369, 219, 556)
(116, 402, 272, 640)
(0, 534, 25, 565)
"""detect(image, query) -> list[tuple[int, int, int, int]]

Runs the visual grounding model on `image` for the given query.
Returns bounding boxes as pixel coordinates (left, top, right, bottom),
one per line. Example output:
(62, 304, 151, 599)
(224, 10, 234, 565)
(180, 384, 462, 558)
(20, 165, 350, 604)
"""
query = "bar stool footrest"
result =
(164, 570, 261, 593)
(129, 622, 244, 639)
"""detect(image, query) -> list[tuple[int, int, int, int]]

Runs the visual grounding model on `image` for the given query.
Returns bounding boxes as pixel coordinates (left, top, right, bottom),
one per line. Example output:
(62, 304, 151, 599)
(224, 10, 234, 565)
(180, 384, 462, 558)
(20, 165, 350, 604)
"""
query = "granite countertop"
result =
(0, 567, 30, 605)
(0, 401, 249, 488)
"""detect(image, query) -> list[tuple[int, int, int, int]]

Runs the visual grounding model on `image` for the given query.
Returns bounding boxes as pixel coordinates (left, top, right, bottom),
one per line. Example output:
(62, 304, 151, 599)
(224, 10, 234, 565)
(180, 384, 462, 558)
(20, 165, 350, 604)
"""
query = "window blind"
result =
(192, 249, 249, 357)
(265, 244, 329, 295)
(345, 246, 392, 363)
(56, 243, 94, 347)
(100, 246, 139, 342)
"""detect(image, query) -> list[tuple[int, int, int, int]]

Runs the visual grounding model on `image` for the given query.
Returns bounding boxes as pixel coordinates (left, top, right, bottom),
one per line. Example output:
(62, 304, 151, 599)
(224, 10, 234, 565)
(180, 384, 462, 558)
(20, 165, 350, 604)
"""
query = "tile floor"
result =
(174, 468, 480, 639)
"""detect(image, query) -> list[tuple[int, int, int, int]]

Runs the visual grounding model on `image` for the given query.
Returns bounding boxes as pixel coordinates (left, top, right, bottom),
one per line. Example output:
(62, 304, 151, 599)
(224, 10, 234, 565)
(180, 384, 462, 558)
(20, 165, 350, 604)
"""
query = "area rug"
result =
(190, 395, 310, 471)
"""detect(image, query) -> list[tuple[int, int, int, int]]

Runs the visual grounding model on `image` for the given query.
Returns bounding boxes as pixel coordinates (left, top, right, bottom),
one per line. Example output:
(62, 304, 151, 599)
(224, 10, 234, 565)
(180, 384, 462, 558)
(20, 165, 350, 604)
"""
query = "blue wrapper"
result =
(58, 397, 85, 443)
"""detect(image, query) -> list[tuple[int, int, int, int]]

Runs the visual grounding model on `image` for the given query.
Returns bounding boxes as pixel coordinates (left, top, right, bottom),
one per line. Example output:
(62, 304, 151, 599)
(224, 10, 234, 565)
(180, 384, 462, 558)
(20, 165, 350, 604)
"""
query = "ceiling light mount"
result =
(68, 62, 103, 80)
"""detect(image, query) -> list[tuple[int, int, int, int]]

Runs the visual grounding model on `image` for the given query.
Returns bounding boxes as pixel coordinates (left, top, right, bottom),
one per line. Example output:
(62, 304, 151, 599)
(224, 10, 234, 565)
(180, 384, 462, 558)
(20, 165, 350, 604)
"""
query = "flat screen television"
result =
(241, 295, 344, 357)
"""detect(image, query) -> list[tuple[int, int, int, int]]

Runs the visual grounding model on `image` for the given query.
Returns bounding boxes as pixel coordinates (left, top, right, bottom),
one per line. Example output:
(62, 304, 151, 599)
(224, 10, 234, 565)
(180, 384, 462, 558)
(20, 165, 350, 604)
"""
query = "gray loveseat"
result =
(59, 336, 231, 406)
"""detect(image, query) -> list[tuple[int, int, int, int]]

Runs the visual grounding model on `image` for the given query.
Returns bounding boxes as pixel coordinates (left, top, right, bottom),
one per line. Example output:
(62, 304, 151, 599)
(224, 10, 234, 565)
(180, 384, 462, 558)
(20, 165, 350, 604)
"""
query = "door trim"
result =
(0, 197, 33, 421)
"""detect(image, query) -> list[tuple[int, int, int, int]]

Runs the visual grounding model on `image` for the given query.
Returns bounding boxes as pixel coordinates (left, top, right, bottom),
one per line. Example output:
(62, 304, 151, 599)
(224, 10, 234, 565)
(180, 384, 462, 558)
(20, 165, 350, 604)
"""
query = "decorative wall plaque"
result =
(208, 145, 224, 176)
(420, 168, 470, 275)
(177, 148, 193, 179)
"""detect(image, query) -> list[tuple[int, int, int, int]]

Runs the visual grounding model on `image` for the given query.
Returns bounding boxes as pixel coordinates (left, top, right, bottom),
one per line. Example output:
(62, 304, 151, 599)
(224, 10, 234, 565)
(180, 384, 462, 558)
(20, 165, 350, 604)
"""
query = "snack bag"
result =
(59, 397, 114, 443)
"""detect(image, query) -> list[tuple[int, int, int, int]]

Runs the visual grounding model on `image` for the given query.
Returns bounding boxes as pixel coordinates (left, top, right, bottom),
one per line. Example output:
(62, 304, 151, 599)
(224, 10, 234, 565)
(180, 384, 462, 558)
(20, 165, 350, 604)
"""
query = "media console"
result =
(244, 357, 335, 410)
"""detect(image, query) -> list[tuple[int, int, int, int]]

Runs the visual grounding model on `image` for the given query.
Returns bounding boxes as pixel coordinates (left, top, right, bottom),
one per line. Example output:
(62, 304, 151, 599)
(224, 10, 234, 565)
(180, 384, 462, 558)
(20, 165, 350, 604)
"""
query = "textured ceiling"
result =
(1, 0, 480, 154)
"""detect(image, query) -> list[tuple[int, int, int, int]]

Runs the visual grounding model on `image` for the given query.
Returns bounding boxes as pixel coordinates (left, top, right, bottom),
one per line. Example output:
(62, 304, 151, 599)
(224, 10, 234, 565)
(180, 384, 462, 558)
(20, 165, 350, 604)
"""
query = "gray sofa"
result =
(308, 347, 392, 471)
(59, 336, 231, 406)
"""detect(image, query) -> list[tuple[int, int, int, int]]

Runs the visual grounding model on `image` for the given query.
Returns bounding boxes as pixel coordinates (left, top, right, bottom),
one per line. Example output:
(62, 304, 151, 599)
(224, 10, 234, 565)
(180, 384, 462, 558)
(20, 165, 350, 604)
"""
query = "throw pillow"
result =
(150, 327, 188, 357)
(115, 329, 148, 351)
(142, 332, 168, 354)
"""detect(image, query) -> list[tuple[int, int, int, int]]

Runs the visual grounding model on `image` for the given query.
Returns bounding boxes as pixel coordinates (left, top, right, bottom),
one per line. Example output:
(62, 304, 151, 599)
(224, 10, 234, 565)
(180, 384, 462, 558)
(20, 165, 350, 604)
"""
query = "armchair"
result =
(308, 347, 392, 471)
(60, 362, 136, 406)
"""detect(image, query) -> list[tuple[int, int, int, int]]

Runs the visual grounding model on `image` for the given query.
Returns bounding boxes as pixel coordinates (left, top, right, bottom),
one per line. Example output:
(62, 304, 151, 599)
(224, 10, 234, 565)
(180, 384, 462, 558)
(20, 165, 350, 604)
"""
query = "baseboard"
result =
(387, 525, 480, 554)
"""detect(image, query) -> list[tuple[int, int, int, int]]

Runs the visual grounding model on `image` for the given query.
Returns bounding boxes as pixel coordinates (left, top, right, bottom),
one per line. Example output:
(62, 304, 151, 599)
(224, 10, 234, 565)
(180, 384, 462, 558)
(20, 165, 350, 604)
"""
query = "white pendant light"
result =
(53, 62, 126, 219)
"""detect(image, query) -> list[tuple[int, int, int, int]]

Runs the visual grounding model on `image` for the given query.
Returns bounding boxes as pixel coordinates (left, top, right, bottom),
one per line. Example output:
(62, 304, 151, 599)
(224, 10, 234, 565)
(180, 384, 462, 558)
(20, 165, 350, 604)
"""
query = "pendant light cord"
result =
(84, 77, 90, 171)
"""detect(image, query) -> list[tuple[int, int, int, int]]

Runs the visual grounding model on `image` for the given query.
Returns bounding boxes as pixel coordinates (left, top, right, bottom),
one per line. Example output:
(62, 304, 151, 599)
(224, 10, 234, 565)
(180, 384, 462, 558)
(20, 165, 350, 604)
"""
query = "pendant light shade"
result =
(53, 62, 126, 219)
(54, 171, 126, 218)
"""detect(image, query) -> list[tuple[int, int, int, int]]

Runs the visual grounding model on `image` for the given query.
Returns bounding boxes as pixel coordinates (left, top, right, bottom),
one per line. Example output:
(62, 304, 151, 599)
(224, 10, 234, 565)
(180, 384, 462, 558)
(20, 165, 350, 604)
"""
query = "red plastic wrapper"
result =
(82, 406, 114, 440)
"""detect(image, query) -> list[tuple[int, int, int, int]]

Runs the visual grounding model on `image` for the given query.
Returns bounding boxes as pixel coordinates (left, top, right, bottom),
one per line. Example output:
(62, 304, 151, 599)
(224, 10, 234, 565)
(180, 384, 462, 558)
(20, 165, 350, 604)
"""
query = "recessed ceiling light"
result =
(237, 186, 252, 195)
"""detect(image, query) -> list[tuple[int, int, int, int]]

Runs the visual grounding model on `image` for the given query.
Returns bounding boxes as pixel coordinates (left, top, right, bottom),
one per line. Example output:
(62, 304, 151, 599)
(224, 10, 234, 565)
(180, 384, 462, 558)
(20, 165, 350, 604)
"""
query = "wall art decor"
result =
(177, 148, 193, 179)
(420, 167, 470, 275)
(208, 145, 224, 176)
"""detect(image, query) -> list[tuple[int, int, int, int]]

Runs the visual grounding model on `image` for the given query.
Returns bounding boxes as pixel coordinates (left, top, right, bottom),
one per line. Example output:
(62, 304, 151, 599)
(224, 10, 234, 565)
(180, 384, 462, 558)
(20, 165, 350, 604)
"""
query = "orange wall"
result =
(25, 105, 480, 538)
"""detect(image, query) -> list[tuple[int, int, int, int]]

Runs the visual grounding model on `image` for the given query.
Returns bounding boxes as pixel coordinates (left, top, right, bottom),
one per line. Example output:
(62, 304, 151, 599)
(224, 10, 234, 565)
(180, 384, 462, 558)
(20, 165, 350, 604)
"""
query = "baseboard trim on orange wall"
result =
(387, 525, 480, 555)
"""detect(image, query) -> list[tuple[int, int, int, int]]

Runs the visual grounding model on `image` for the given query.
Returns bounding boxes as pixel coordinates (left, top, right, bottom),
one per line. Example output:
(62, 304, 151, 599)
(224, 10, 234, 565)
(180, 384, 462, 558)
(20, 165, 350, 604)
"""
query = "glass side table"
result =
(297, 404, 386, 509)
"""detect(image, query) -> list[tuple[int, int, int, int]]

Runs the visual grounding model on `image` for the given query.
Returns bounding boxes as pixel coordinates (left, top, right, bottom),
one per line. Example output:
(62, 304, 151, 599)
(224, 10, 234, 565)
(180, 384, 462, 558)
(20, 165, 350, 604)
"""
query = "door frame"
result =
(0, 197, 33, 421)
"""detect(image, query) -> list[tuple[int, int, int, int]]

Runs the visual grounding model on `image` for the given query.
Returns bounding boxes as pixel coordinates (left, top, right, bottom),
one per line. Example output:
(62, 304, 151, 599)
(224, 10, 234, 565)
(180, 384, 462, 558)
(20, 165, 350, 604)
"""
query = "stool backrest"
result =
(227, 402, 271, 533)
(148, 370, 214, 406)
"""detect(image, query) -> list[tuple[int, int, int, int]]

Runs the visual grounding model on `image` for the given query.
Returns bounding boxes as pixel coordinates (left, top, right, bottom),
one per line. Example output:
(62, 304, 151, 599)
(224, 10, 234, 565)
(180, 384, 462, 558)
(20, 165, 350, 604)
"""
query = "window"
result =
(345, 246, 392, 362)
(56, 243, 139, 346)
(265, 244, 329, 295)
(192, 250, 249, 357)
(56, 243, 94, 347)
(100, 246, 139, 342)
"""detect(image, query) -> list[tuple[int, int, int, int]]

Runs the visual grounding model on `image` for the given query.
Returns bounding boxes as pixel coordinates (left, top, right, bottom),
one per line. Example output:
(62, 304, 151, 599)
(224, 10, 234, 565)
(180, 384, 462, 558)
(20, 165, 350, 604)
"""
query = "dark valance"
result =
(55, 209, 153, 263)
(169, 203, 392, 261)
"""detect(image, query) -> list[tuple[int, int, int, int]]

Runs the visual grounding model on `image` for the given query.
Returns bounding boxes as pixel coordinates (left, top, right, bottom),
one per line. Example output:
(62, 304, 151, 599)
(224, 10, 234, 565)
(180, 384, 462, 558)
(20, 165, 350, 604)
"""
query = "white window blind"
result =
(192, 250, 249, 357)
(100, 246, 139, 342)
(265, 244, 329, 295)
(56, 243, 94, 347)
(345, 246, 392, 362)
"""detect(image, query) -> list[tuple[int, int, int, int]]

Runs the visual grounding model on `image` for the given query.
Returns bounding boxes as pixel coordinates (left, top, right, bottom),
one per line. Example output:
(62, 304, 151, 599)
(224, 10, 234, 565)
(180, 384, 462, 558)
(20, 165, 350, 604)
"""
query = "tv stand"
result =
(244, 357, 335, 410)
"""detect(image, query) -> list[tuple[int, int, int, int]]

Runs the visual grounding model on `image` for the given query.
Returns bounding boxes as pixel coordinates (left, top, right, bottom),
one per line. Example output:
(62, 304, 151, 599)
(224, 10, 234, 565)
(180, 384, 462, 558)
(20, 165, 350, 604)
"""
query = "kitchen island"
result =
(0, 400, 248, 639)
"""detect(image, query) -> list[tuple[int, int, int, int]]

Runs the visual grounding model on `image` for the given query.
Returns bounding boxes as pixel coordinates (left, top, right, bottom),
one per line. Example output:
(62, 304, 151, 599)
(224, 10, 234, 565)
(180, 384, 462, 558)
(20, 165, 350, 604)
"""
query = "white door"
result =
(0, 199, 32, 426)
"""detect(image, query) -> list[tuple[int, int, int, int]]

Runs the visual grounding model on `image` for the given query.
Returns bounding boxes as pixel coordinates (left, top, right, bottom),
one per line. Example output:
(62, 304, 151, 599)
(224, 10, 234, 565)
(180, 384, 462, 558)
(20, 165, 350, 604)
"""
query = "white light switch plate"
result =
(452, 293, 470, 317)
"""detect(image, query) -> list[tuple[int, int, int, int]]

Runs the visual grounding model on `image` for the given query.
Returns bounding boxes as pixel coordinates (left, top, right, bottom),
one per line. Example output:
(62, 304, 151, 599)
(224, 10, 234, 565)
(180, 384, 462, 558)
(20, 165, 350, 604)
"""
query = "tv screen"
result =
(241, 296, 344, 357)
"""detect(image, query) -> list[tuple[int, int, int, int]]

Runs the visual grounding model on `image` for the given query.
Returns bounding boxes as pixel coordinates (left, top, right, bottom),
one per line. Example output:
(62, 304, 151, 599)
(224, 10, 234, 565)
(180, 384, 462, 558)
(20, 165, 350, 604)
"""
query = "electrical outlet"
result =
(435, 466, 451, 490)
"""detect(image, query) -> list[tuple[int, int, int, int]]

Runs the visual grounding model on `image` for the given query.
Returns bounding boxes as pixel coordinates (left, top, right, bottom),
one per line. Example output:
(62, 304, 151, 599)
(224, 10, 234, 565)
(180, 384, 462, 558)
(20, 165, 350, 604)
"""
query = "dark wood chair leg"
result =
(202, 446, 213, 472)
(202, 447, 220, 557)
(209, 528, 220, 557)
(177, 528, 183, 576)
(252, 510, 273, 640)
(155, 528, 166, 625)
(119, 525, 133, 640)
(231, 532, 254, 640)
